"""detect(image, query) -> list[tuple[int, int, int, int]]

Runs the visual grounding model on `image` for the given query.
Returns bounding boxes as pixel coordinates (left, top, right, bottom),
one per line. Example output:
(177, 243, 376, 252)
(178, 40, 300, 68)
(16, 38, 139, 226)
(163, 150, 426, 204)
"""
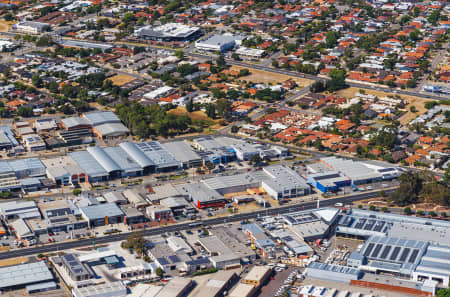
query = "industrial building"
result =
(192, 136, 236, 164)
(261, 165, 311, 199)
(72, 281, 126, 297)
(0, 262, 54, 292)
(195, 34, 240, 52)
(176, 182, 227, 209)
(82, 111, 129, 139)
(135, 23, 200, 41)
(307, 170, 351, 193)
(306, 262, 362, 284)
(197, 236, 242, 269)
(320, 157, 383, 185)
(338, 209, 450, 287)
(283, 208, 339, 241)
(162, 141, 203, 168)
(79, 202, 124, 227)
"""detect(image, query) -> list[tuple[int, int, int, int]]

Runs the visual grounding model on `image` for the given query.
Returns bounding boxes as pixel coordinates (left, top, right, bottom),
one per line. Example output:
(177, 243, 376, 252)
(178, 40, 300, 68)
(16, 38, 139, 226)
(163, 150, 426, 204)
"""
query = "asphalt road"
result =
(188, 53, 445, 101)
(0, 188, 394, 260)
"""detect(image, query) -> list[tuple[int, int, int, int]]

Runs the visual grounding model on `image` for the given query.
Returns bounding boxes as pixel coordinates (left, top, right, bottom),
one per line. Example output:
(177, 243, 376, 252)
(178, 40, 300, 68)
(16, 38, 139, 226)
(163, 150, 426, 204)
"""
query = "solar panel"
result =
(354, 219, 366, 229)
(390, 246, 401, 261)
(380, 245, 392, 259)
(371, 244, 383, 258)
(169, 255, 180, 263)
(364, 243, 375, 256)
(399, 248, 410, 262)
(364, 220, 376, 230)
(373, 221, 385, 232)
(408, 249, 420, 263)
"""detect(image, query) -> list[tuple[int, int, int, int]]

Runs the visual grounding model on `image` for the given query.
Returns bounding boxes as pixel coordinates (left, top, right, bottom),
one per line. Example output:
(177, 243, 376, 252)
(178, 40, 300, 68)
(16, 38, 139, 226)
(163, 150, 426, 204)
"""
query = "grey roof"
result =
(103, 191, 127, 204)
(307, 262, 360, 276)
(94, 123, 129, 137)
(321, 157, 381, 182)
(87, 146, 120, 173)
(262, 165, 310, 192)
(59, 40, 113, 51)
(83, 111, 121, 126)
(0, 126, 19, 146)
(0, 261, 53, 289)
(175, 182, 224, 203)
(196, 34, 237, 46)
(135, 141, 180, 169)
(70, 150, 108, 177)
(162, 141, 201, 163)
(8, 158, 45, 174)
(119, 142, 155, 168)
(61, 117, 91, 129)
(80, 202, 124, 220)
(72, 281, 126, 297)
(61, 254, 90, 278)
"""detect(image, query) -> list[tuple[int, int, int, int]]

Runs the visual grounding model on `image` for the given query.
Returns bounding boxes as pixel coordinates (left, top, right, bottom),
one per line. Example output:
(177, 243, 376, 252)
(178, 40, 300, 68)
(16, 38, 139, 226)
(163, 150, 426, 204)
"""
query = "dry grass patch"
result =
(332, 87, 434, 125)
(108, 74, 136, 86)
(0, 256, 28, 267)
(230, 65, 313, 87)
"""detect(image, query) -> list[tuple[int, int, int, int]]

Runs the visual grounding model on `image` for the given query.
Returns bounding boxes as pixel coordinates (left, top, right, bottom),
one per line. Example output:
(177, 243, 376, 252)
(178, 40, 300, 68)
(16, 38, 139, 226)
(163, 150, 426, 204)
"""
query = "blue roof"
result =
(0, 126, 19, 147)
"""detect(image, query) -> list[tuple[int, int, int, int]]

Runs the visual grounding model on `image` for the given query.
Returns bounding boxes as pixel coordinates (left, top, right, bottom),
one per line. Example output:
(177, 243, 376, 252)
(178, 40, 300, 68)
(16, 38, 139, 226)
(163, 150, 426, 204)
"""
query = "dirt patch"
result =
(0, 20, 16, 32)
(0, 256, 28, 267)
(108, 74, 136, 86)
(230, 65, 313, 87)
(168, 106, 217, 123)
(332, 87, 433, 125)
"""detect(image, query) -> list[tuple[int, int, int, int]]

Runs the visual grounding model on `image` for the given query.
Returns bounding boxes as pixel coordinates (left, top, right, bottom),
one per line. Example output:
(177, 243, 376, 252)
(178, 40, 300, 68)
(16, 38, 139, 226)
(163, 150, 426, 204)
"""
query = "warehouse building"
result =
(337, 209, 450, 244)
(79, 202, 124, 227)
(195, 34, 239, 52)
(197, 236, 242, 269)
(306, 262, 362, 284)
(13, 21, 50, 34)
(135, 23, 200, 41)
(192, 136, 235, 164)
(0, 200, 40, 220)
(307, 170, 351, 193)
(283, 208, 339, 241)
(0, 262, 54, 292)
(42, 156, 86, 186)
(0, 126, 20, 150)
(60, 117, 92, 131)
(320, 157, 382, 185)
(176, 182, 227, 209)
(188, 270, 238, 297)
(70, 150, 109, 182)
(162, 141, 202, 168)
(122, 141, 181, 173)
(0, 157, 46, 179)
(82, 111, 129, 139)
(59, 253, 93, 282)
(72, 281, 126, 297)
(261, 165, 311, 199)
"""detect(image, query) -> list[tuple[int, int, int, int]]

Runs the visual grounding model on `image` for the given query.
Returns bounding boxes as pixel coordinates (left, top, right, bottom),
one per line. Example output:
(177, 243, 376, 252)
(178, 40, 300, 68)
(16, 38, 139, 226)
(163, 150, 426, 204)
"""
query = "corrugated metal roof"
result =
(87, 146, 120, 173)
(83, 111, 120, 126)
(0, 261, 53, 289)
(119, 142, 155, 168)
(70, 151, 108, 177)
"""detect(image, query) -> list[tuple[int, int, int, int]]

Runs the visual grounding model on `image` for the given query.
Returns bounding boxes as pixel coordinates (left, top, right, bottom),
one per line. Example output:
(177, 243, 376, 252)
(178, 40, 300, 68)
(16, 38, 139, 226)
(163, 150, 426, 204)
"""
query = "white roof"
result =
(78, 249, 116, 262)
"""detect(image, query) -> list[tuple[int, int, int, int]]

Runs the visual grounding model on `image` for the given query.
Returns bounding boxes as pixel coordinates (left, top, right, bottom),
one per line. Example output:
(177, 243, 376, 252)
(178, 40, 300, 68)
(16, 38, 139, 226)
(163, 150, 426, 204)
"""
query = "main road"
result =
(188, 53, 446, 101)
(0, 188, 395, 260)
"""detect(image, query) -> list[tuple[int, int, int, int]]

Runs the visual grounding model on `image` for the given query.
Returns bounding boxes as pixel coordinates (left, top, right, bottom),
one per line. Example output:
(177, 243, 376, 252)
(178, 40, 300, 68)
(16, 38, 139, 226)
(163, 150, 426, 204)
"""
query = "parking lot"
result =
(260, 267, 301, 297)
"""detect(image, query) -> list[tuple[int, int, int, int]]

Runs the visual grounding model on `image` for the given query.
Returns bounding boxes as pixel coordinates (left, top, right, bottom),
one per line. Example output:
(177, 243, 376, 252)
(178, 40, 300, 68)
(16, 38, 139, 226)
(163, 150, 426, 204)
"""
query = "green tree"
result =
(174, 50, 184, 59)
(325, 31, 340, 48)
(17, 106, 33, 117)
(327, 69, 346, 91)
(404, 207, 411, 215)
(31, 74, 43, 88)
(215, 99, 232, 118)
(250, 154, 262, 164)
(186, 99, 194, 112)
(73, 189, 82, 196)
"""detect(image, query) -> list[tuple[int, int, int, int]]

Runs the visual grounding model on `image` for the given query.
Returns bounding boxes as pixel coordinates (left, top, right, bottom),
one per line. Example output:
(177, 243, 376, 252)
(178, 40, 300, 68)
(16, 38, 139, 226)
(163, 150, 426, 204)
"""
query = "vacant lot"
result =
(0, 256, 28, 267)
(108, 74, 136, 86)
(333, 87, 433, 125)
(230, 65, 313, 87)
(0, 20, 16, 32)
(168, 106, 217, 123)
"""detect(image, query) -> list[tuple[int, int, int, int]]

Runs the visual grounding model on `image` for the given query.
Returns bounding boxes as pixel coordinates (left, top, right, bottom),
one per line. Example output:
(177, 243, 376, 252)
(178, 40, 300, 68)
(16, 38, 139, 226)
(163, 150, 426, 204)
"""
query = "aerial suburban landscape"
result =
(0, 0, 448, 296)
